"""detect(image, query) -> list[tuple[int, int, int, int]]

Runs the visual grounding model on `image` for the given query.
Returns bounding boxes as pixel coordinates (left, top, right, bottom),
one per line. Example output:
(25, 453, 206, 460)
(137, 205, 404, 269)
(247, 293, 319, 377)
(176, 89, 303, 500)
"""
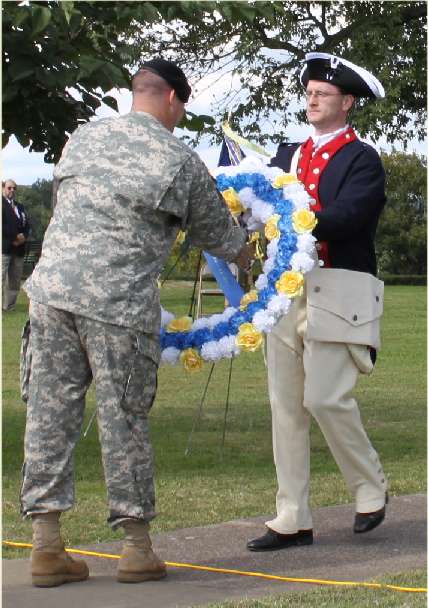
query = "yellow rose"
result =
(292, 209, 318, 234)
(239, 290, 258, 311)
(235, 322, 264, 352)
(273, 173, 299, 188)
(175, 230, 186, 245)
(167, 316, 193, 333)
(221, 187, 245, 216)
(275, 271, 305, 298)
(264, 214, 281, 240)
(180, 348, 203, 373)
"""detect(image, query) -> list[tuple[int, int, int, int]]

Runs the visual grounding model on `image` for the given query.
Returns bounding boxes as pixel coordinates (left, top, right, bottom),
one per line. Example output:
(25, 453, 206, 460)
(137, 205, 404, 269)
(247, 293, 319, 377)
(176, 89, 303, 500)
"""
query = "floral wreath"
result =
(160, 156, 318, 372)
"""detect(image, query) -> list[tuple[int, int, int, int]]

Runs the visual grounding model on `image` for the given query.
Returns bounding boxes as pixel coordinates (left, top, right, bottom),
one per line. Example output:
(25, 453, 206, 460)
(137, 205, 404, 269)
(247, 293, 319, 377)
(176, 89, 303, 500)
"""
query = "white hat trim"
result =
(300, 52, 385, 99)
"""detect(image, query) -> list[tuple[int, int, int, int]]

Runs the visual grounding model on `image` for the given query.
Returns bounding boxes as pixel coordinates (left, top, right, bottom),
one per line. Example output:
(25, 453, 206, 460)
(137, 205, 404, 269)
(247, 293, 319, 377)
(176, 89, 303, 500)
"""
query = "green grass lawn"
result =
(202, 569, 427, 607)
(2, 284, 426, 574)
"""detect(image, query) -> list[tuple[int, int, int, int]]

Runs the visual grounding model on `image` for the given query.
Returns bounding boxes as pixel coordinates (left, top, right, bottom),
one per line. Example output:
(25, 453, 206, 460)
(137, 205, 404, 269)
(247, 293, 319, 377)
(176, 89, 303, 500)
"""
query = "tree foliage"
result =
(19, 179, 53, 241)
(377, 152, 426, 276)
(3, 1, 427, 163)
(3, 1, 132, 162)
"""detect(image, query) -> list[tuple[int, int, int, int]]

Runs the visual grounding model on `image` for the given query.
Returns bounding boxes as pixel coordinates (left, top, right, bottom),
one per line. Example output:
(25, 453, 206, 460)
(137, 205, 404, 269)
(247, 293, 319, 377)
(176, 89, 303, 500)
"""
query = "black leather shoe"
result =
(353, 492, 389, 534)
(247, 528, 313, 552)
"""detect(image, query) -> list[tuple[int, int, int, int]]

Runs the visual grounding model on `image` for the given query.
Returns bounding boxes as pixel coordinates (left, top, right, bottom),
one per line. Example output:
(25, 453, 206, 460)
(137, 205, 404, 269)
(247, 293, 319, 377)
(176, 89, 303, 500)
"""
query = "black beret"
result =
(139, 58, 191, 103)
(300, 53, 384, 99)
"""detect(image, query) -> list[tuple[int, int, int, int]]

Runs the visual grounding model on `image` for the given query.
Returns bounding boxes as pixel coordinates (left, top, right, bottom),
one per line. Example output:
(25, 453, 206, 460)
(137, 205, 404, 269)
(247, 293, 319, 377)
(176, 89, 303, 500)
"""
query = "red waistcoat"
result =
(297, 127, 357, 267)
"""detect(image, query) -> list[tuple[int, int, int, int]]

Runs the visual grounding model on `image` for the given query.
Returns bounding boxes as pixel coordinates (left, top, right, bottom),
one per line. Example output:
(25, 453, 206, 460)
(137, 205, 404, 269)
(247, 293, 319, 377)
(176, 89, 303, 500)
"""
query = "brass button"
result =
(314, 286, 321, 293)
(309, 183, 315, 190)
(313, 167, 320, 174)
(322, 152, 329, 159)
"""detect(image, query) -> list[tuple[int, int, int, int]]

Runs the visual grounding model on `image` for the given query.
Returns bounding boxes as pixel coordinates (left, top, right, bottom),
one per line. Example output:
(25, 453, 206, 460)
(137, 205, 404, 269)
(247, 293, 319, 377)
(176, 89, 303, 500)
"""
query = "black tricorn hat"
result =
(138, 58, 192, 103)
(300, 52, 384, 99)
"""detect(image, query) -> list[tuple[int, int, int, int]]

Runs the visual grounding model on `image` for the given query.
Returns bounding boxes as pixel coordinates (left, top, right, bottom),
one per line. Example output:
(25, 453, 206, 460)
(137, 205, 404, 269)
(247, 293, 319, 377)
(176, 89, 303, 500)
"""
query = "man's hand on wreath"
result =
(234, 242, 256, 273)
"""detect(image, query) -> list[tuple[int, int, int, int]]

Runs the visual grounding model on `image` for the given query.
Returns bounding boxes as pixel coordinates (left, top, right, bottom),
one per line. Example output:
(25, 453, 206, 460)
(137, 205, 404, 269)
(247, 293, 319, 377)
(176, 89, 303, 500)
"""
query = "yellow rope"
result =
(3, 540, 426, 594)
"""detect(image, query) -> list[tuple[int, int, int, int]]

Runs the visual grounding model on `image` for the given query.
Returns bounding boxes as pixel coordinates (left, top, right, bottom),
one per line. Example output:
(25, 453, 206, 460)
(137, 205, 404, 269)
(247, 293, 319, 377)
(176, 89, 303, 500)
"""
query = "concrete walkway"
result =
(3, 494, 426, 608)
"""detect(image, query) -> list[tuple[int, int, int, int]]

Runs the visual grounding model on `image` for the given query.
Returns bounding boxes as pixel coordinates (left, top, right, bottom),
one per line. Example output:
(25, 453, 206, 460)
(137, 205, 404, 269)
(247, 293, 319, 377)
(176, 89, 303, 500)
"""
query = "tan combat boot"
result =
(31, 512, 89, 587)
(117, 519, 167, 583)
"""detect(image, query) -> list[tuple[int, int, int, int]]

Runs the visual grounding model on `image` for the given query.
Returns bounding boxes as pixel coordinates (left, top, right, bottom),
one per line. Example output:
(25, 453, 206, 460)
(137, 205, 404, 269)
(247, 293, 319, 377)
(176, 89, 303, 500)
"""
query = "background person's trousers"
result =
(2, 253, 25, 310)
(21, 301, 160, 529)
(265, 293, 387, 534)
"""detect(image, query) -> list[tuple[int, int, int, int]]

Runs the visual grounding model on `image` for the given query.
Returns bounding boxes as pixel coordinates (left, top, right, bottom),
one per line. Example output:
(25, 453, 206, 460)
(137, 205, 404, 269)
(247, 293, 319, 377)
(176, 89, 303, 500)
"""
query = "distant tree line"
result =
(18, 150, 426, 277)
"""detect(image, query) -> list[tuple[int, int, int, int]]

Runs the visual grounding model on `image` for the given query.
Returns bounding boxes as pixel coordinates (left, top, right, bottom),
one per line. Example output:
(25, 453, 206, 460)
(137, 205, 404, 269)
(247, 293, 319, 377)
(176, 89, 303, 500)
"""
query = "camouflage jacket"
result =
(24, 111, 246, 335)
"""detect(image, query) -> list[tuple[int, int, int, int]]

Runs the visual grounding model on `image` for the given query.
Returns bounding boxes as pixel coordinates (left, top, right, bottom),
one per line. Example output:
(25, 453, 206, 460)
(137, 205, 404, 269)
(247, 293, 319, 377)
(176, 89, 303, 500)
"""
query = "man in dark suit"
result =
(247, 53, 388, 552)
(2, 179, 30, 311)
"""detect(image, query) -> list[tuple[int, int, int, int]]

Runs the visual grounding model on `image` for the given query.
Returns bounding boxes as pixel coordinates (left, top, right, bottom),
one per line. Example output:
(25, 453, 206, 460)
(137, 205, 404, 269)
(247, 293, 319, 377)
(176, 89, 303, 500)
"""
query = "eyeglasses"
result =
(305, 91, 344, 100)
(6, 186, 16, 190)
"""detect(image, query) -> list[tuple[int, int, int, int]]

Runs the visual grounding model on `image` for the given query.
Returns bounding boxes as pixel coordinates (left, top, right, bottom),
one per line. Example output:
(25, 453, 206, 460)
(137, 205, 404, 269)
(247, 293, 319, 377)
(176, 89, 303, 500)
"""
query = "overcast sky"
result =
(2, 70, 426, 185)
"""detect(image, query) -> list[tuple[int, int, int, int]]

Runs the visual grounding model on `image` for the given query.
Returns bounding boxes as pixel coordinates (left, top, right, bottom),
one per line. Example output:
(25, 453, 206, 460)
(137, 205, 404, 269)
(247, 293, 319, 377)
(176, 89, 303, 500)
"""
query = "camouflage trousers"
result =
(20, 300, 160, 529)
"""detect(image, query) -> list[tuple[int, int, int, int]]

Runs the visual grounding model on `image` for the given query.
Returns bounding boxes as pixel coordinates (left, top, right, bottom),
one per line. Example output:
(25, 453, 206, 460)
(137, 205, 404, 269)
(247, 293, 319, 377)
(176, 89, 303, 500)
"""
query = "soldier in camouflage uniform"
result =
(21, 58, 250, 587)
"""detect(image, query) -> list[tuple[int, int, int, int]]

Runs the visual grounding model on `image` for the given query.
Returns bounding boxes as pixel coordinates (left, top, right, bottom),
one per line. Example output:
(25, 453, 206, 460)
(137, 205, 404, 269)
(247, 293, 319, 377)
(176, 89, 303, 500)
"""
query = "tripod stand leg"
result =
(83, 408, 97, 438)
(185, 362, 216, 456)
(221, 356, 234, 452)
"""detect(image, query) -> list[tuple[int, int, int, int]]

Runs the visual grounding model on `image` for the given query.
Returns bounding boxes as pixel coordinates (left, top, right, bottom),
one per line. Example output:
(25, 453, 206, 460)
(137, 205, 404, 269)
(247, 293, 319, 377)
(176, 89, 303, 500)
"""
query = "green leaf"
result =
(180, 112, 215, 131)
(7, 61, 35, 83)
(61, 1, 75, 25)
(102, 95, 119, 112)
(78, 55, 106, 78)
(2, 132, 10, 148)
(140, 2, 161, 22)
(100, 62, 130, 89)
(15, 129, 30, 149)
(12, 7, 31, 28)
(31, 5, 51, 35)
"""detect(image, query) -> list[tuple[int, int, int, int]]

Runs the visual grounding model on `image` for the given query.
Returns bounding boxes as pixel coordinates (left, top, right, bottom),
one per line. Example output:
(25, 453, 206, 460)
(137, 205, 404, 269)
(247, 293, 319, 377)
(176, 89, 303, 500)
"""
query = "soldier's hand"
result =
(234, 243, 256, 272)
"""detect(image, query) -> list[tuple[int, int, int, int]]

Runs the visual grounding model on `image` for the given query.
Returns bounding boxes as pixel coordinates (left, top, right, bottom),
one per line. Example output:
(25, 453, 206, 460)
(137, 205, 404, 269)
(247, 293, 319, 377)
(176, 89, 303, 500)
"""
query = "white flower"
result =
(201, 340, 223, 362)
(217, 335, 240, 358)
(252, 310, 276, 332)
(259, 203, 275, 224)
(266, 238, 279, 258)
(292, 191, 313, 210)
(290, 251, 316, 273)
(207, 313, 226, 329)
(267, 294, 291, 315)
(255, 273, 268, 290)
(161, 347, 181, 364)
(297, 233, 317, 254)
(192, 317, 211, 330)
(222, 307, 237, 321)
(263, 257, 275, 274)
(237, 188, 257, 208)
(160, 307, 175, 328)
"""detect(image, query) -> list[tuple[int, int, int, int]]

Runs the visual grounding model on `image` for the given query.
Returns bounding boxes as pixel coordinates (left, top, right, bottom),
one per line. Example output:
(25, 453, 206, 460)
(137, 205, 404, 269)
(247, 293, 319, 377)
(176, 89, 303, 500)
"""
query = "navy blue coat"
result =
(2, 196, 31, 256)
(270, 139, 386, 276)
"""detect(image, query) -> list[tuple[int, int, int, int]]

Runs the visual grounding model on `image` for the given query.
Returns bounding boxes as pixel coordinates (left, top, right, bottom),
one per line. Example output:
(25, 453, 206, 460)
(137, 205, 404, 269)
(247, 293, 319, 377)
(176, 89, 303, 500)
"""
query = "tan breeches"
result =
(265, 294, 387, 534)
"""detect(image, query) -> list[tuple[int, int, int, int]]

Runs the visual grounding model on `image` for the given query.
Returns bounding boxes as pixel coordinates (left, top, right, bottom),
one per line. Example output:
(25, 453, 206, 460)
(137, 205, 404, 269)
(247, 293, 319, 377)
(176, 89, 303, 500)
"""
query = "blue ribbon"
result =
(202, 252, 244, 308)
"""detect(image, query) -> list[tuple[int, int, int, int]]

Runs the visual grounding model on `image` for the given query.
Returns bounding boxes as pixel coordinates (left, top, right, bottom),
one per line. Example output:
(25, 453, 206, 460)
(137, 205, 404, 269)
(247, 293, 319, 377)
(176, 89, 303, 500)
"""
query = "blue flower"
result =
(192, 328, 213, 348)
(213, 322, 231, 340)
(229, 311, 250, 333)
(246, 301, 264, 316)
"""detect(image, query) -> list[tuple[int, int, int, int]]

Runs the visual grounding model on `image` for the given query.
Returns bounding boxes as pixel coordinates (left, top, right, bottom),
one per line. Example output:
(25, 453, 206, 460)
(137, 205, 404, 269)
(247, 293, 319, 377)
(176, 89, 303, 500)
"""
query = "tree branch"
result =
(254, 19, 305, 57)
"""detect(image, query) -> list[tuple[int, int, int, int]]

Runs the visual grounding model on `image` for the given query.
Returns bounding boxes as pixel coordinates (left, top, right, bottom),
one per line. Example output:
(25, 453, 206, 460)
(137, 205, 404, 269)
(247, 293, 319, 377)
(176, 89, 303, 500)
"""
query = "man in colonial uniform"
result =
(248, 53, 388, 551)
